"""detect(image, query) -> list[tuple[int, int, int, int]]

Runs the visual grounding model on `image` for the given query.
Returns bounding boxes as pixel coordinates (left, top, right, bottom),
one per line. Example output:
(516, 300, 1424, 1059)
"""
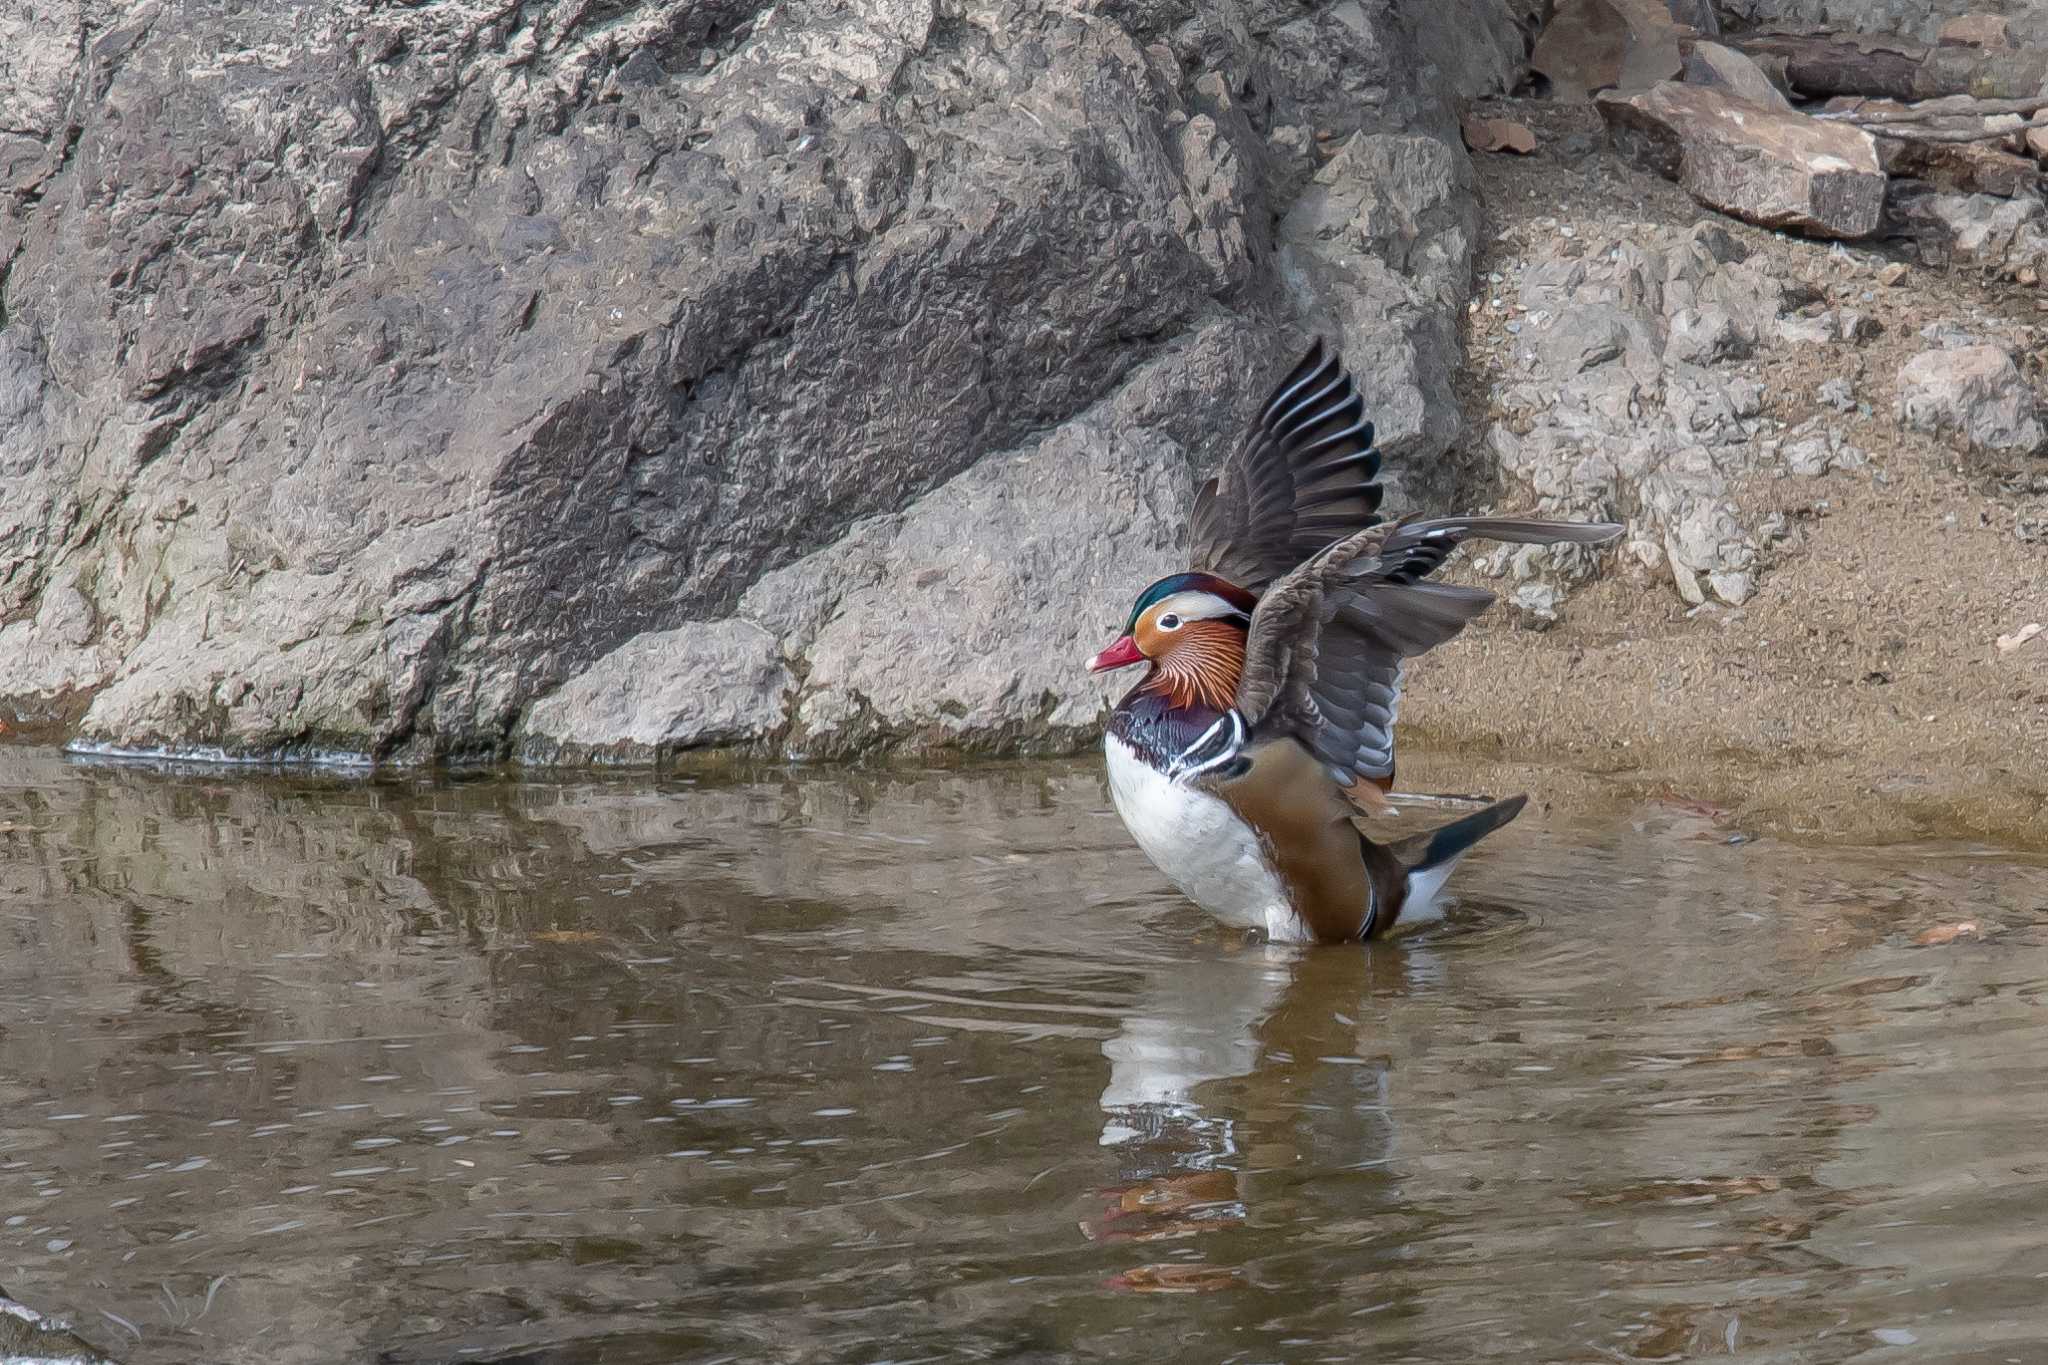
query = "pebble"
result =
(1879, 262, 1908, 286)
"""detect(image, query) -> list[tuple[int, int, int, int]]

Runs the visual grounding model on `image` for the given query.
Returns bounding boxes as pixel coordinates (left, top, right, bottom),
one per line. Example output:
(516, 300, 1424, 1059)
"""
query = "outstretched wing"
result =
(1235, 516, 1625, 789)
(1186, 338, 1382, 593)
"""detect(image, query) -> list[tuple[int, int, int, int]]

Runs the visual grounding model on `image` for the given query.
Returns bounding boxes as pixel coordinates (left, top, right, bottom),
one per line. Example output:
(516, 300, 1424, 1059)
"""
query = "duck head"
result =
(1088, 573, 1257, 708)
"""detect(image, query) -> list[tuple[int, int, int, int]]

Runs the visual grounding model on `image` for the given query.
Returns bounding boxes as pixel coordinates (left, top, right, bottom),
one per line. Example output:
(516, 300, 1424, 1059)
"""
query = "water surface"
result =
(1, 750, 2045, 1363)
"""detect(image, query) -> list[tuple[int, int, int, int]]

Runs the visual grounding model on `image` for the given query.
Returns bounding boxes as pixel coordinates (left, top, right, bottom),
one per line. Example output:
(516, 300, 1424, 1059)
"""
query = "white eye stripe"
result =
(1147, 589, 1248, 628)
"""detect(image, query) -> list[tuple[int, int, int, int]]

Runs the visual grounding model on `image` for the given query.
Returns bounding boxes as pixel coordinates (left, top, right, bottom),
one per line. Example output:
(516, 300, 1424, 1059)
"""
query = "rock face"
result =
(0, 0, 1529, 765)
(1896, 344, 2045, 454)
(1479, 218, 1883, 608)
(1598, 82, 1887, 240)
(521, 619, 792, 764)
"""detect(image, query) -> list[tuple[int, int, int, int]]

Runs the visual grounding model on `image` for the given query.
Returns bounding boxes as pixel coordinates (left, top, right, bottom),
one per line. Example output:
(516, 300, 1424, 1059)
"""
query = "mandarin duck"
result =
(1087, 339, 1622, 944)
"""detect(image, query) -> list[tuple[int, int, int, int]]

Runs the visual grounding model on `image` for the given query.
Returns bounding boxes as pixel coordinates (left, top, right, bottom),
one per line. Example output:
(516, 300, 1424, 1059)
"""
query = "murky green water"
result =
(2, 750, 2047, 1364)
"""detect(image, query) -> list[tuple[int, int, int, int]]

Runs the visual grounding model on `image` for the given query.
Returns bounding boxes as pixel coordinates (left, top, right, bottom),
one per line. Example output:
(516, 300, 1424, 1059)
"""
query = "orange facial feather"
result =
(1139, 620, 1246, 712)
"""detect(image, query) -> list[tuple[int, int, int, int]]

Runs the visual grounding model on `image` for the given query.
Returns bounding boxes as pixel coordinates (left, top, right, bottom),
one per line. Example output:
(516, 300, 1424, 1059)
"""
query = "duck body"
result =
(1105, 727, 1386, 944)
(1106, 695, 1302, 941)
(1088, 338, 1619, 944)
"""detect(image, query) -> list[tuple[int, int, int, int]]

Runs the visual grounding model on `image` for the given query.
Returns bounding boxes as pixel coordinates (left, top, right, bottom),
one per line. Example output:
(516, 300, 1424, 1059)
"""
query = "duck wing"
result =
(1234, 516, 1624, 790)
(1186, 339, 1382, 593)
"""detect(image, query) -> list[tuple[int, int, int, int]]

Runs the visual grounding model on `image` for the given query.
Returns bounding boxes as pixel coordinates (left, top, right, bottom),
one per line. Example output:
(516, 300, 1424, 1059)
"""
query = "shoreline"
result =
(14, 728, 2044, 855)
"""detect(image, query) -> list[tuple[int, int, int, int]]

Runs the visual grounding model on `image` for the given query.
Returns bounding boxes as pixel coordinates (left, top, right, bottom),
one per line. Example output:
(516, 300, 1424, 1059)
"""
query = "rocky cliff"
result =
(0, 0, 1531, 765)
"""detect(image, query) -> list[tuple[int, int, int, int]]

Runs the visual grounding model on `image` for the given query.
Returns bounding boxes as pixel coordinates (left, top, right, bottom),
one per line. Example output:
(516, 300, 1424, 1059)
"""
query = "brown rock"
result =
(1879, 261, 1910, 285)
(1461, 114, 1538, 154)
(1728, 30, 2048, 102)
(2026, 126, 2048, 164)
(1937, 14, 2012, 50)
(1682, 41, 1793, 111)
(1598, 82, 1887, 239)
(1532, 0, 1684, 101)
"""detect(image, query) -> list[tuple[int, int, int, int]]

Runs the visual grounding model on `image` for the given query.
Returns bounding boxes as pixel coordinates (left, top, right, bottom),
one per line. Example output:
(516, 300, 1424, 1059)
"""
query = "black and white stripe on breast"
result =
(1108, 694, 1249, 784)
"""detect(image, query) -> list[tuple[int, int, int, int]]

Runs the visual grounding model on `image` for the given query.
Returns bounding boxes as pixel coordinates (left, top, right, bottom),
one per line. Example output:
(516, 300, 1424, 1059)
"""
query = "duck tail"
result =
(1387, 794, 1528, 922)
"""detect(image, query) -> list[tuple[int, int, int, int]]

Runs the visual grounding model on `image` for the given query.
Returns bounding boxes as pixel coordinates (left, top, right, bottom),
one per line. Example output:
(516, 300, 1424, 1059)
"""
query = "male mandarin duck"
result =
(1087, 339, 1622, 944)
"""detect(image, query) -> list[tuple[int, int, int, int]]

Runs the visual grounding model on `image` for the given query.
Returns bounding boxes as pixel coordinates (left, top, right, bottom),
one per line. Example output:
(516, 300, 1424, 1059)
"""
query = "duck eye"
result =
(1158, 613, 1182, 630)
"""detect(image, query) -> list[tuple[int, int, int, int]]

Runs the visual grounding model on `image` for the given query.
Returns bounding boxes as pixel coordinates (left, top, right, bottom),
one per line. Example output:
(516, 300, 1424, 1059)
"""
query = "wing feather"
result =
(1186, 339, 1383, 592)
(1235, 516, 1624, 788)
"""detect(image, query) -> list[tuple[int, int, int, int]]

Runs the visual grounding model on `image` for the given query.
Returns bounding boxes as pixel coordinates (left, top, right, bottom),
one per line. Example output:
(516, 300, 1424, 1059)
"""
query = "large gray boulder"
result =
(0, 0, 1529, 766)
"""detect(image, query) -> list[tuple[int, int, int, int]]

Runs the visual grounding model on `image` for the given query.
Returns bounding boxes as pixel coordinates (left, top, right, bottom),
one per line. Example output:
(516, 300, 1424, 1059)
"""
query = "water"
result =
(1, 749, 2045, 1364)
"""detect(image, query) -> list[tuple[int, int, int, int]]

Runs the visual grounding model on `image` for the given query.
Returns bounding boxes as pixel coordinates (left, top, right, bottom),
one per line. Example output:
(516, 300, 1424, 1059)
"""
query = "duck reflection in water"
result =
(1082, 933, 1440, 1264)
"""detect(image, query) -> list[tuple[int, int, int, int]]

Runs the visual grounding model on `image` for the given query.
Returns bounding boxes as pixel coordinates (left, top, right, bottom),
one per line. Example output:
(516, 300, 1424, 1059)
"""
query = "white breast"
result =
(1104, 734, 1309, 943)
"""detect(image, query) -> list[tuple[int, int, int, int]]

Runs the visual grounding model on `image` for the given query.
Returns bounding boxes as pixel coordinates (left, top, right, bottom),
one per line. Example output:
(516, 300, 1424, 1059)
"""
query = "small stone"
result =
(1896, 344, 2045, 454)
(2000, 622, 2046, 653)
(1193, 71, 1232, 110)
(1783, 435, 1833, 476)
(1936, 13, 2010, 49)
(1817, 376, 1855, 411)
(1512, 582, 1563, 629)
(1919, 319, 1978, 348)
(1709, 570, 1754, 605)
(1666, 536, 1707, 606)
(2021, 265, 2040, 286)
(1879, 262, 1908, 286)
(1775, 313, 1832, 345)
